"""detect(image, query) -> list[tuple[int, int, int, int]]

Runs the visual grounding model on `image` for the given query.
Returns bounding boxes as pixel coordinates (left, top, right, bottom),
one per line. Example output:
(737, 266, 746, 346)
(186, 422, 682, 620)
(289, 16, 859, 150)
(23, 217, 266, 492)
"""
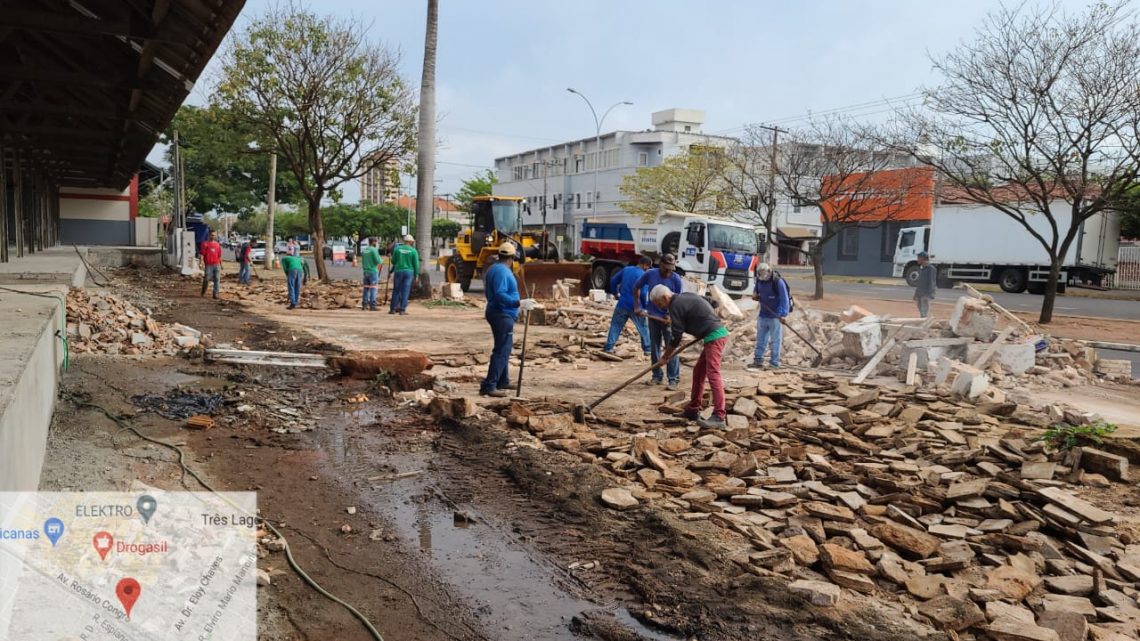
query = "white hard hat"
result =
(649, 284, 674, 304)
(498, 241, 517, 256)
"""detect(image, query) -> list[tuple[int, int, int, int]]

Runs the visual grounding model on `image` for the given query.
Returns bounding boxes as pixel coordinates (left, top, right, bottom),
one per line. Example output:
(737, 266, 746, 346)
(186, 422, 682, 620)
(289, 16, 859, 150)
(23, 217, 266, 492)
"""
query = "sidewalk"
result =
(781, 271, 1140, 301)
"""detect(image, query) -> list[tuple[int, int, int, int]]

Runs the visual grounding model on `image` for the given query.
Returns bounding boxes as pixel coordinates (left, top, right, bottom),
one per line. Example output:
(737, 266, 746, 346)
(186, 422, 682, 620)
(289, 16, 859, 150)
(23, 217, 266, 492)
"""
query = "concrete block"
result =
(950, 297, 997, 339)
(841, 305, 874, 322)
(965, 341, 1036, 374)
(841, 318, 882, 358)
(1096, 359, 1132, 378)
(902, 339, 971, 371)
(441, 283, 464, 300)
(951, 364, 989, 398)
(588, 289, 607, 303)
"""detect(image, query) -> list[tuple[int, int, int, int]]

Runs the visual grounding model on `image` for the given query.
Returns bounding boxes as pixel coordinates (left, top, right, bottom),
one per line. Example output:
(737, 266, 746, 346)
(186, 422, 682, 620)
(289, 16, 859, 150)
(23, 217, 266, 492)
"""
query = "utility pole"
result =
(539, 159, 559, 257)
(756, 124, 786, 257)
(264, 152, 277, 268)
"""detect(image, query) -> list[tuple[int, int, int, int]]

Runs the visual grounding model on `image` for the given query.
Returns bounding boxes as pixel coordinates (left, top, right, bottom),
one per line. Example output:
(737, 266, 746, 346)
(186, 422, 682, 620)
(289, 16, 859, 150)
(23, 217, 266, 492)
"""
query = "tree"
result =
(892, 2, 1140, 323)
(324, 202, 406, 253)
(431, 218, 460, 240)
(721, 127, 806, 261)
(414, 0, 439, 293)
(619, 148, 731, 222)
(455, 169, 497, 213)
(215, 5, 417, 282)
(777, 117, 928, 299)
(162, 105, 302, 217)
(1115, 184, 1140, 239)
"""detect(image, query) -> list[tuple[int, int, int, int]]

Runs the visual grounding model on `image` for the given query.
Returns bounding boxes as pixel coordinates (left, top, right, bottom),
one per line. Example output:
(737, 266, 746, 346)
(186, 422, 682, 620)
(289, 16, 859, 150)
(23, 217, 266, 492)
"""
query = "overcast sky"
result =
(180, 0, 1093, 203)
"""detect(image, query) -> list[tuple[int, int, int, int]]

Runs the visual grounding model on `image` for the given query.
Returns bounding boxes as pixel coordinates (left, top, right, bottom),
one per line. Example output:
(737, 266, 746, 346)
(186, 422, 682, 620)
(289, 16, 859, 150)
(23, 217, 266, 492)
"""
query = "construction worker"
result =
(749, 263, 789, 370)
(480, 242, 536, 397)
(603, 255, 652, 356)
(650, 285, 729, 430)
(236, 238, 253, 286)
(389, 234, 420, 315)
(280, 251, 305, 309)
(633, 254, 684, 390)
(359, 237, 382, 311)
(199, 230, 223, 299)
(914, 251, 937, 318)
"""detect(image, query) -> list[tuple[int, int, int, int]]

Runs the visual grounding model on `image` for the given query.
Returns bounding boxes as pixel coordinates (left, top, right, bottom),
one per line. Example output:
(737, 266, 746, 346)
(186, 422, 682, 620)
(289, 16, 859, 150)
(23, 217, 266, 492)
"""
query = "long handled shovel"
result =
(516, 286, 536, 397)
(573, 335, 702, 422)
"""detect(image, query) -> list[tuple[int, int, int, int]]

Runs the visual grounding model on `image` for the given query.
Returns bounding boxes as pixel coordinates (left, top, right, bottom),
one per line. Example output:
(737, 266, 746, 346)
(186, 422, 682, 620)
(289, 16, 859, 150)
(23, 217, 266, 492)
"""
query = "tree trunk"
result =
(414, 0, 438, 297)
(307, 197, 328, 282)
(811, 249, 824, 300)
(1039, 258, 1063, 324)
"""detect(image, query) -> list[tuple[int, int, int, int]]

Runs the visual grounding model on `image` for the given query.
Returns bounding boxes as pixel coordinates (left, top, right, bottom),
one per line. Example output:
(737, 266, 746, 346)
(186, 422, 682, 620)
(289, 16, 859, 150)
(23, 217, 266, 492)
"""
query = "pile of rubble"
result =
(228, 280, 363, 310)
(66, 289, 203, 355)
(491, 373, 1140, 640)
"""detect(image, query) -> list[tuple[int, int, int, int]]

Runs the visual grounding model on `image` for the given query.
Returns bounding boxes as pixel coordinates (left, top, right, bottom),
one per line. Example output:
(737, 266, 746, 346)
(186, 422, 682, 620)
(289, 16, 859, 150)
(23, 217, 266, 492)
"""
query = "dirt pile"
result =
(66, 289, 204, 355)
(491, 373, 1140, 638)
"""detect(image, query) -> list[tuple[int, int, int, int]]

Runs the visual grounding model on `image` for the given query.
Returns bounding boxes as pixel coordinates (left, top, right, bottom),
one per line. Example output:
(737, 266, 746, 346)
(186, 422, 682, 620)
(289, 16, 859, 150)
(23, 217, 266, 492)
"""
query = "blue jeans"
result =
(201, 265, 220, 296)
(238, 262, 251, 285)
(481, 314, 515, 393)
(648, 318, 680, 384)
(604, 306, 650, 353)
(916, 296, 932, 318)
(756, 316, 783, 366)
(286, 269, 303, 307)
(362, 272, 379, 308)
(391, 270, 414, 312)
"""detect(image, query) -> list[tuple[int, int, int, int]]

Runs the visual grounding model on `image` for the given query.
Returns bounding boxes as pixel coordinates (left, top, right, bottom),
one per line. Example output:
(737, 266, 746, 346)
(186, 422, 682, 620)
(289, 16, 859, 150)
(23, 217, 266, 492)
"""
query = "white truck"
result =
(893, 202, 1119, 294)
(581, 211, 766, 297)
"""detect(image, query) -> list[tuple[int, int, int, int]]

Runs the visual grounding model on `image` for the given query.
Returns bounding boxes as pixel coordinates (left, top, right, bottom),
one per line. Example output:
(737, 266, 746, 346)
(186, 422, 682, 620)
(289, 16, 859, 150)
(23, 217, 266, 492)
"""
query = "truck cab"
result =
(892, 226, 931, 286)
(677, 217, 764, 296)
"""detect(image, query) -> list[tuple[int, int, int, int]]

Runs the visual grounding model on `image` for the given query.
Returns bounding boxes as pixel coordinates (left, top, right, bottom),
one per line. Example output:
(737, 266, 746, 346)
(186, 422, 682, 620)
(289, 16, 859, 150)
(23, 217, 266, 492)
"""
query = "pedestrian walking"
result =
(199, 230, 223, 299)
(480, 242, 536, 397)
(359, 238, 382, 311)
(748, 263, 790, 369)
(237, 238, 253, 285)
(280, 252, 305, 309)
(650, 286, 729, 430)
(632, 254, 684, 389)
(914, 251, 937, 318)
(389, 234, 420, 315)
(603, 255, 652, 356)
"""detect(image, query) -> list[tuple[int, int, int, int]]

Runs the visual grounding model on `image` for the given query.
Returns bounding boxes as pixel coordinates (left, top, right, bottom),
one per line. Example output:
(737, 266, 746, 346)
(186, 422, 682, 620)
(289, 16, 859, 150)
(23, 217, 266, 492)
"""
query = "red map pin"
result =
(92, 531, 114, 561)
(116, 578, 141, 620)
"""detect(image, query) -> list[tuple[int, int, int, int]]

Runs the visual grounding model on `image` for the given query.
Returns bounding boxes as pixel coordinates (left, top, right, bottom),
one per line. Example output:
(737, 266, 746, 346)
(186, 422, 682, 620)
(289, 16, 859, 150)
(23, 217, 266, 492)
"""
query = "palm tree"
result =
(414, 0, 438, 293)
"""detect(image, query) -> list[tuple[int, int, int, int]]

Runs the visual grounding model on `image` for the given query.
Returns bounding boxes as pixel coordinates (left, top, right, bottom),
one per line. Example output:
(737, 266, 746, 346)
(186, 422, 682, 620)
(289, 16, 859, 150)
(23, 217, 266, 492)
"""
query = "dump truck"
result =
(581, 211, 766, 297)
(892, 203, 1119, 294)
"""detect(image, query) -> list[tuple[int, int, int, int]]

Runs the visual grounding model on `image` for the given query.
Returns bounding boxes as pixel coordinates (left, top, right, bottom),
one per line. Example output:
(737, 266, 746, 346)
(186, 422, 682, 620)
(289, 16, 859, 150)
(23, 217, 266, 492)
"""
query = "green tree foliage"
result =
(431, 218, 460, 240)
(619, 149, 730, 222)
(455, 169, 497, 213)
(1117, 184, 1140, 238)
(162, 105, 302, 217)
(214, 5, 417, 281)
(323, 202, 407, 252)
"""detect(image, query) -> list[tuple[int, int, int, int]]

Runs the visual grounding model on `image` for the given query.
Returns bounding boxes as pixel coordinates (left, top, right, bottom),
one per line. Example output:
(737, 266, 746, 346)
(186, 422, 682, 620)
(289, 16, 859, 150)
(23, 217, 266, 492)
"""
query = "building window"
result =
(575, 193, 581, 210)
(574, 156, 585, 173)
(684, 125, 692, 132)
(553, 194, 560, 210)
(637, 152, 648, 167)
(839, 226, 859, 261)
(881, 222, 903, 262)
(586, 191, 593, 209)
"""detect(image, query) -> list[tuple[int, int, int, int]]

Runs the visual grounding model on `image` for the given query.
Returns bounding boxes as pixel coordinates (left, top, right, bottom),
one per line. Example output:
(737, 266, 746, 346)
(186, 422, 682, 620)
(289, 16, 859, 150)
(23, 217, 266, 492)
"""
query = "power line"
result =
(709, 92, 925, 136)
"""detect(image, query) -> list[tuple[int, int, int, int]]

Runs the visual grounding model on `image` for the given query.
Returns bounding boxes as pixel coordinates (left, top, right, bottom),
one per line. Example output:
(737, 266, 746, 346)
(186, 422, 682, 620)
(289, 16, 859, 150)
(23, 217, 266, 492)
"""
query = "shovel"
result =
(573, 335, 702, 422)
(516, 285, 536, 397)
(756, 300, 824, 367)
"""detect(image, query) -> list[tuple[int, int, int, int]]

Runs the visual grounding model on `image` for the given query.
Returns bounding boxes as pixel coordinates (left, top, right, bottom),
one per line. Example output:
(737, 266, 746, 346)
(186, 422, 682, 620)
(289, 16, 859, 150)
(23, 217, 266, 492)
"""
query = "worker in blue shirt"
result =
(603, 255, 653, 355)
(480, 242, 536, 397)
(748, 262, 790, 369)
(633, 254, 684, 389)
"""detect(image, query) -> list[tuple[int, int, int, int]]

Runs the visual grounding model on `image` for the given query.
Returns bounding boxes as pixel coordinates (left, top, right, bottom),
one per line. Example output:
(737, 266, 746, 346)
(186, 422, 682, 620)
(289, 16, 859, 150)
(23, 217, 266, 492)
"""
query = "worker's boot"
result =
(697, 415, 726, 430)
(680, 408, 700, 421)
(746, 359, 765, 370)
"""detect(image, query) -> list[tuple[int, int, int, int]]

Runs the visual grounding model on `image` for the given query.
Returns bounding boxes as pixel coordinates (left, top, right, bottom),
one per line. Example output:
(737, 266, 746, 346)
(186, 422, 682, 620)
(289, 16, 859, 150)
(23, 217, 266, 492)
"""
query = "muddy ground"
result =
(38, 267, 1138, 641)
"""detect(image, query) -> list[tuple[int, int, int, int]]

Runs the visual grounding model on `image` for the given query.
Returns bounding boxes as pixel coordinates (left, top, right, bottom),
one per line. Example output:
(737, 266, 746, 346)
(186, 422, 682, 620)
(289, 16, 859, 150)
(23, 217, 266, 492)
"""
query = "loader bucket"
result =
(518, 262, 591, 299)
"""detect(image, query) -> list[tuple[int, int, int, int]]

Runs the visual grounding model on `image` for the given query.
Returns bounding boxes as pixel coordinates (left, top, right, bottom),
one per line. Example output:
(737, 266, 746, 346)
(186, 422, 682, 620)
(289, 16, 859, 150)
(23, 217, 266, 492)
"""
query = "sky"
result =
(176, 0, 1093, 203)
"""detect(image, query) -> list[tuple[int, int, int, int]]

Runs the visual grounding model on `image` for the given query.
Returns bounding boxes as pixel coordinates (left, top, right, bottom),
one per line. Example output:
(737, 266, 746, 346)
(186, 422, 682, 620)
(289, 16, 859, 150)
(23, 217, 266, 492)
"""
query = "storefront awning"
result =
(776, 226, 818, 240)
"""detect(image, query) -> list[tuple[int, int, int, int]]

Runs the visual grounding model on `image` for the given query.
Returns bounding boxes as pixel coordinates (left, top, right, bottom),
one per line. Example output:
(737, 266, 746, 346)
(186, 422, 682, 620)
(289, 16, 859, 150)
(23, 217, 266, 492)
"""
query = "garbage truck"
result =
(580, 210, 766, 297)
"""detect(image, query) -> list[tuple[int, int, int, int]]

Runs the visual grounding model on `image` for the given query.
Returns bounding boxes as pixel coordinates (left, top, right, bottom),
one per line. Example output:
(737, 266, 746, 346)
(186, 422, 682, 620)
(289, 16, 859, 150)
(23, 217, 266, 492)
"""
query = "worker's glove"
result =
(519, 298, 538, 312)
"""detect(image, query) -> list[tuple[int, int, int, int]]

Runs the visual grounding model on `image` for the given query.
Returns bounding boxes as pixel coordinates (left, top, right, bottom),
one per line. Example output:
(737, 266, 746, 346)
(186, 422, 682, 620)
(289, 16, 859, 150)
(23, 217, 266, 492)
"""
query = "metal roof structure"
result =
(0, 0, 246, 189)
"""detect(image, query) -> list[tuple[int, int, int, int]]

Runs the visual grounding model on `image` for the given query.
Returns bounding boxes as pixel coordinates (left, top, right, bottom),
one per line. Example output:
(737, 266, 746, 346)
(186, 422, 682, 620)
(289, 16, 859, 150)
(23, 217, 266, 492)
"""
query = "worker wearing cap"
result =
(389, 234, 420, 315)
(632, 254, 684, 390)
(603, 255, 653, 356)
(914, 251, 937, 318)
(481, 242, 536, 397)
(749, 263, 789, 370)
(359, 237, 382, 311)
(650, 285, 729, 430)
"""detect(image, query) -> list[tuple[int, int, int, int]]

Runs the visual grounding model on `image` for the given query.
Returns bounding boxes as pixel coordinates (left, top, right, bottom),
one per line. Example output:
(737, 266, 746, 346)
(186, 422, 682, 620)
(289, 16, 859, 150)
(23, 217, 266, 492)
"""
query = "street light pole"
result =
(566, 89, 631, 252)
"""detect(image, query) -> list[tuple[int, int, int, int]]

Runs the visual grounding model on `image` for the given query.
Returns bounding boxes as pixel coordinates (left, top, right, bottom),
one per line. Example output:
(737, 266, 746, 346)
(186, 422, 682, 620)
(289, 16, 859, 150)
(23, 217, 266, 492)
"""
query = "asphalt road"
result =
(781, 274, 1140, 321)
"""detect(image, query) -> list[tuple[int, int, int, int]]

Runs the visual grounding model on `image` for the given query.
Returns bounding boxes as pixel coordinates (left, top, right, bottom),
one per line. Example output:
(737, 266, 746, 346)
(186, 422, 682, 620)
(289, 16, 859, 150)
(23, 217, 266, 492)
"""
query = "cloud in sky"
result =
(178, 0, 1093, 202)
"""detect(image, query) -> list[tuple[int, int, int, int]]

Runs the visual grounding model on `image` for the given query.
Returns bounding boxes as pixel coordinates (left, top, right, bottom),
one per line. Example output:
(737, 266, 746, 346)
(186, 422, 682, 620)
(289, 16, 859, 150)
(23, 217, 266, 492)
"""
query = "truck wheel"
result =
(590, 263, 609, 291)
(447, 255, 474, 292)
(903, 264, 920, 287)
(998, 268, 1027, 293)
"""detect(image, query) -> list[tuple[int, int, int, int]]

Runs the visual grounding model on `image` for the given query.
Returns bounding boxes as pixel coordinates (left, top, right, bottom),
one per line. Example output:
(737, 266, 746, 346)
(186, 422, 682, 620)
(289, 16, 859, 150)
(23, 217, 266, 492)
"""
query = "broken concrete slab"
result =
(950, 296, 998, 339)
(600, 487, 639, 510)
(788, 579, 841, 607)
(917, 595, 985, 631)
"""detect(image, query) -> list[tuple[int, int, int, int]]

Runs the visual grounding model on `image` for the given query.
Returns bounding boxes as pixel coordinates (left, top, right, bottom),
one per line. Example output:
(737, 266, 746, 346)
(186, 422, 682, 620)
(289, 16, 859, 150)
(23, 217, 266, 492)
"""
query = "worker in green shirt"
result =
(280, 253, 305, 309)
(359, 237, 382, 311)
(389, 234, 420, 315)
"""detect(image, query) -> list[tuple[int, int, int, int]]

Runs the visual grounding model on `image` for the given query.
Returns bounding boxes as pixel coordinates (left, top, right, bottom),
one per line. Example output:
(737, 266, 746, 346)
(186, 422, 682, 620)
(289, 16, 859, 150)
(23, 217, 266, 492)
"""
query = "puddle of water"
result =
(308, 406, 679, 641)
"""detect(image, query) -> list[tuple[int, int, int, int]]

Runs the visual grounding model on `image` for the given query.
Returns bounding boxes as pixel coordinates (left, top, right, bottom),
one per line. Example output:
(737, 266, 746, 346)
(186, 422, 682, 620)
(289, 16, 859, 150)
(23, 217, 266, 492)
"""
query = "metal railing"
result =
(1105, 245, 1140, 290)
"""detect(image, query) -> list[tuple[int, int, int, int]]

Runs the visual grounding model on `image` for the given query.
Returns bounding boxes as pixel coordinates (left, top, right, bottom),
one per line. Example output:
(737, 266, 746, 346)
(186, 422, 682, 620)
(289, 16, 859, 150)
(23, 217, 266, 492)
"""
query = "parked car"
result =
(249, 241, 266, 262)
(274, 241, 289, 254)
(322, 242, 355, 261)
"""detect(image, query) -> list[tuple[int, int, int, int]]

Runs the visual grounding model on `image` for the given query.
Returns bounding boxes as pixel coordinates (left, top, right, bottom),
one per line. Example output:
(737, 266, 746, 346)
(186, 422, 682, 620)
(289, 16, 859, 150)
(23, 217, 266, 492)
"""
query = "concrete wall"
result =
(822, 221, 927, 277)
(0, 288, 65, 491)
(58, 176, 137, 246)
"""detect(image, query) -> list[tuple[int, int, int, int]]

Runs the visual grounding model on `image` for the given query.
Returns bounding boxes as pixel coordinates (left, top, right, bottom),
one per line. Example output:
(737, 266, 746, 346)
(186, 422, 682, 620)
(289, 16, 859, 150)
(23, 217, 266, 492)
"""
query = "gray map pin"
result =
(137, 495, 157, 524)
